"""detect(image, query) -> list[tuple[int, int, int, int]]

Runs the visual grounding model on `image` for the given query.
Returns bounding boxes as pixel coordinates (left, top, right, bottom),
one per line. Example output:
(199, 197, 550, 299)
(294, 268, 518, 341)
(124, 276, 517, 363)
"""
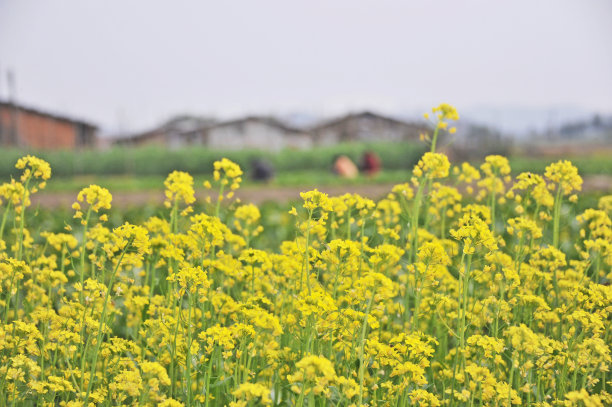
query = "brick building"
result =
(0, 101, 97, 149)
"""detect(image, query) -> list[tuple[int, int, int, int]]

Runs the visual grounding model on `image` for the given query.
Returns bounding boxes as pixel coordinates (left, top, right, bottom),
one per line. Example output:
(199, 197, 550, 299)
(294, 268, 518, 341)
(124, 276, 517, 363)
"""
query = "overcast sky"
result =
(1, 0, 611, 133)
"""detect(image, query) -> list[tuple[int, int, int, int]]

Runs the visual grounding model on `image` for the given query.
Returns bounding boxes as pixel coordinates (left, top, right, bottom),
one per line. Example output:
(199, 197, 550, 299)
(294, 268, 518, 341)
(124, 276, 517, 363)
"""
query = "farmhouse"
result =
(310, 111, 425, 145)
(204, 117, 311, 151)
(0, 101, 97, 149)
(113, 111, 426, 150)
(117, 116, 311, 151)
(114, 115, 215, 148)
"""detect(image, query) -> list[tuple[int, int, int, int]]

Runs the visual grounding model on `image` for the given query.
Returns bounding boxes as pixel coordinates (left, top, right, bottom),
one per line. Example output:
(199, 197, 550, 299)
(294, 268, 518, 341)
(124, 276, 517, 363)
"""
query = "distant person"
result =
(332, 154, 359, 179)
(361, 151, 381, 176)
(251, 158, 275, 182)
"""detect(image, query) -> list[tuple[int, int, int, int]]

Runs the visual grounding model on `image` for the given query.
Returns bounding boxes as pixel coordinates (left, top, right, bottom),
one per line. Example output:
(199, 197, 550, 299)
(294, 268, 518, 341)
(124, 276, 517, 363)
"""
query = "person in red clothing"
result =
(361, 151, 381, 176)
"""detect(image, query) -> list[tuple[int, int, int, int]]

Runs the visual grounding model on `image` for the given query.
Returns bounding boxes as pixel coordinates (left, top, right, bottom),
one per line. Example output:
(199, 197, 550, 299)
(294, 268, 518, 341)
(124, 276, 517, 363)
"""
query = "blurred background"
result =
(0, 0, 611, 206)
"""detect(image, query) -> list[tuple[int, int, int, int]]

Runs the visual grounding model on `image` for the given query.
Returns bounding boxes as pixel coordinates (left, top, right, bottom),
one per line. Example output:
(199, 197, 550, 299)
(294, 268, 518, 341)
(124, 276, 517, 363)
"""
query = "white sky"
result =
(1, 0, 611, 133)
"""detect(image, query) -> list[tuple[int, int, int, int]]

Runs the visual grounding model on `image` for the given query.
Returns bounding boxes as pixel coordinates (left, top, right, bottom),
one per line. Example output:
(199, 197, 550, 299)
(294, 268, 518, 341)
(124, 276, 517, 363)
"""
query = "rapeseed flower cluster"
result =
(1, 105, 611, 406)
(164, 171, 196, 218)
(422, 103, 460, 150)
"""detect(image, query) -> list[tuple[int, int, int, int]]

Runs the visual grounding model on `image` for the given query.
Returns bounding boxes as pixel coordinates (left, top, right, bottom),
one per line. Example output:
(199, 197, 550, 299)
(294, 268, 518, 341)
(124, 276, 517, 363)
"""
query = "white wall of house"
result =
(207, 120, 309, 151)
(167, 131, 186, 149)
(315, 117, 419, 145)
(285, 133, 313, 149)
(316, 129, 340, 146)
(117, 113, 422, 149)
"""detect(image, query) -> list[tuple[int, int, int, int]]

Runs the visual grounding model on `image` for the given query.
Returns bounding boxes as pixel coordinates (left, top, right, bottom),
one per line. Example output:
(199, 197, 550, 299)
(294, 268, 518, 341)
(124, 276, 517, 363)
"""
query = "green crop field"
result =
(2, 142, 610, 194)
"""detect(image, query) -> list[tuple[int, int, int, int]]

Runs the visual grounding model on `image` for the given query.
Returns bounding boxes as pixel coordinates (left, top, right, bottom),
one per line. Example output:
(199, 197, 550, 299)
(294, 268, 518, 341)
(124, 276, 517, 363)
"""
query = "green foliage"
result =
(0, 142, 426, 179)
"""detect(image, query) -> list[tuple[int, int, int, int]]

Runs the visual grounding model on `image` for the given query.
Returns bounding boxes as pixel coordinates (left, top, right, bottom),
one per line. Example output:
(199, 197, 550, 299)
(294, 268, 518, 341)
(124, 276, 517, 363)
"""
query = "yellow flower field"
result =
(0, 105, 610, 406)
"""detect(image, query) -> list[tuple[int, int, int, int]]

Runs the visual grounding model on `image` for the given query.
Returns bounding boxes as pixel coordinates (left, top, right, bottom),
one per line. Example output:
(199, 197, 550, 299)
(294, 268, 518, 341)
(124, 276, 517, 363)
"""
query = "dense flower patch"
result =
(0, 105, 611, 406)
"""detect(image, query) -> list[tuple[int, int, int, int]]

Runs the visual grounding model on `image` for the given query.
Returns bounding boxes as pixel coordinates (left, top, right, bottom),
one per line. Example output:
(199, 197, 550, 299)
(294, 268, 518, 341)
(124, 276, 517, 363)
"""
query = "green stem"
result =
(300, 210, 313, 294)
(204, 347, 215, 407)
(79, 207, 93, 303)
(185, 293, 194, 406)
(458, 253, 471, 369)
(171, 199, 179, 234)
(507, 353, 516, 407)
(16, 177, 31, 261)
(552, 185, 563, 249)
(346, 208, 352, 240)
(215, 184, 225, 219)
(490, 191, 496, 234)
(358, 289, 376, 406)
(440, 208, 447, 239)
(0, 201, 12, 244)
(83, 239, 132, 403)
(169, 293, 180, 397)
(413, 264, 429, 331)
(410, 181, 425, 263)
(430, 126, 440, 153)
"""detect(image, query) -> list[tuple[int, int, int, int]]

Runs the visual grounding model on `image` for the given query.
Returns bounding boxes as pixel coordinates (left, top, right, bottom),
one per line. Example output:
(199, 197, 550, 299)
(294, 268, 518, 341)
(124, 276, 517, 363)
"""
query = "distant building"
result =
(116, 115, 312, 151)
(114, 115, 216, 148)
(0, 101, 97, 149)
(204, 117, 311, 151)
(113, 111, 426, 151)
(311, 111, 425, 145)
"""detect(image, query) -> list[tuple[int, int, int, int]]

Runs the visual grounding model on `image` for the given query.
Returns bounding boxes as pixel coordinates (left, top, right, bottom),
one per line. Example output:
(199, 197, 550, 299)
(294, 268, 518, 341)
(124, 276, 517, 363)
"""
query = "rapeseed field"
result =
(0, 105, 610, 406)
